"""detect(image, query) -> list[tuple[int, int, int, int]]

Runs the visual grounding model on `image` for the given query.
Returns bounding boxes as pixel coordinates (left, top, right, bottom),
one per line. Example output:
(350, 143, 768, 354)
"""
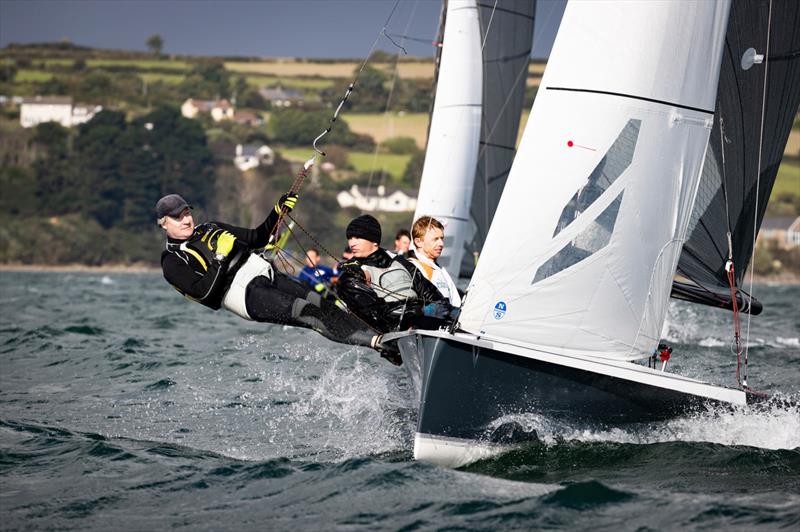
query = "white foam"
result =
(100, 275, 114, 285)
(535, 401, 800, 450)
(775, 337, 799, 348)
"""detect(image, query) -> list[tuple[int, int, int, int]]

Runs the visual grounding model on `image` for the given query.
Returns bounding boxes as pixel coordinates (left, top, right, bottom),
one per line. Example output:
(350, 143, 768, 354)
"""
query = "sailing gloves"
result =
(214, 231, 237, 261)
(422, 302, 460, 321)
(274, 193, 299, 214)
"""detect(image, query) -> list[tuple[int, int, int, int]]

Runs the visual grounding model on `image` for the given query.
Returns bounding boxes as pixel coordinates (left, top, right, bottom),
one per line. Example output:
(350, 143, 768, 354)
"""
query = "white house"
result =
(789, 217, 800, 247)
(336, 185, 417, 213)
(233, 144, 275, 172)
(181, 98, 235, 122)
(19, 96, 101, 128)
(70, 103, 103, 126)
(21, 96, 70, 128)
(759, 216, 800, 249)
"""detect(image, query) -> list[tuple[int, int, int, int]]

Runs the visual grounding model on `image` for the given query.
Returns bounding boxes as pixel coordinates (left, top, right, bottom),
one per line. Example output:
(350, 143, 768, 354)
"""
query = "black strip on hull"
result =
(403, 336, 736, 442)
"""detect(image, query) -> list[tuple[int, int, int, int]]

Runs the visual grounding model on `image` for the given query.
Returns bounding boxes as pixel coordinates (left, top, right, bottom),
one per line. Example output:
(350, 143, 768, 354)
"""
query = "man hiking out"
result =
(156, 193, 393, 356)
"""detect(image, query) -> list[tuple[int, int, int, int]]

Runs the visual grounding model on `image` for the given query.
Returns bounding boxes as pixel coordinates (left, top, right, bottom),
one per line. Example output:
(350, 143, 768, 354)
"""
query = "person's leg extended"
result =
(246, 274, 377, 348)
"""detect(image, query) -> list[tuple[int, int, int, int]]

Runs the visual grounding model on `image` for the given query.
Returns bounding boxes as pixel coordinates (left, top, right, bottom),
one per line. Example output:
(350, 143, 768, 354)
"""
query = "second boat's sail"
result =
(675, 0, 800, 311)
(413, 0, 482, 270)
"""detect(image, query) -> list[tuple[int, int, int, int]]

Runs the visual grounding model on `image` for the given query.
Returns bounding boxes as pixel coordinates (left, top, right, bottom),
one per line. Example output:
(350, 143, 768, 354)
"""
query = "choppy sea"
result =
(1, 271, 798, 530)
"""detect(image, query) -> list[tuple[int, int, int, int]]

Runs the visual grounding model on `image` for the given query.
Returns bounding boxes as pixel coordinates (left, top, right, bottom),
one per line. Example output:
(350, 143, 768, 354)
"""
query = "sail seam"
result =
(546, 87, 715, 115)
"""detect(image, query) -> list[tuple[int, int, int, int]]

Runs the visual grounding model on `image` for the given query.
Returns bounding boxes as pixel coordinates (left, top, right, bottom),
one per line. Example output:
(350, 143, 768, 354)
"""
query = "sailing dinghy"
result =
(386, 0, 800, 467)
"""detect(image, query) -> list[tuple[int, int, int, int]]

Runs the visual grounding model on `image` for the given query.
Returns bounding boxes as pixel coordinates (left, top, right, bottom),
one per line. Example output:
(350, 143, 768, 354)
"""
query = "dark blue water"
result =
(1, 272, 798, 530)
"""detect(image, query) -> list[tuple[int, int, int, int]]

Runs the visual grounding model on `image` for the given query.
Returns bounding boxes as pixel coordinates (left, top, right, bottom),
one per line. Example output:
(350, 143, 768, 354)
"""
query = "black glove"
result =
(274, 193, 299, 214)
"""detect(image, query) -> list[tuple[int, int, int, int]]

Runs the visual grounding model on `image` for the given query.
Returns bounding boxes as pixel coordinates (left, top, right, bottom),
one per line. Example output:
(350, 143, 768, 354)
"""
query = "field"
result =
(345, 112, 429, 148)
(773, 160, 799, 198)
(279, 147, 411, 180)
(225, 61, 435, 80)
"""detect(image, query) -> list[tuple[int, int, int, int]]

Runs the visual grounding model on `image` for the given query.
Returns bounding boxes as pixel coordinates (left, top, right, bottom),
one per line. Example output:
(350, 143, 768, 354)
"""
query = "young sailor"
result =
(297, 248, 335, 290)
(156, 193, 388, 352)
(407, 216, 462, 307)
(336, 214, 454, 332)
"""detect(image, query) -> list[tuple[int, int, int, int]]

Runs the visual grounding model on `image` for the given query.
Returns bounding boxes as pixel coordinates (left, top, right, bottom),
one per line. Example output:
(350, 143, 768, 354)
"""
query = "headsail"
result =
(413, 0, 482, 271)
(676, 0, 800, 308)
(463, 0, 536, 277)
(459, 0, 731, 360)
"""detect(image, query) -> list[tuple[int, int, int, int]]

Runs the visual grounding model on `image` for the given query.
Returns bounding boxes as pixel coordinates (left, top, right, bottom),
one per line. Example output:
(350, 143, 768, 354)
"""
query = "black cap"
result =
(156, 194, 191, 218)
(346, 214, 382, 244)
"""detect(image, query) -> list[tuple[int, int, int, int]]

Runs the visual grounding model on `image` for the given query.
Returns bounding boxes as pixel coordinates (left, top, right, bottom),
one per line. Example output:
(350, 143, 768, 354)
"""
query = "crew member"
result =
(297, 248, 335, 290)
(157, 193, 391, 354)
(407, 216, 462, 306)
(393, 229, 411, 256)
(336, 214, 454, 332)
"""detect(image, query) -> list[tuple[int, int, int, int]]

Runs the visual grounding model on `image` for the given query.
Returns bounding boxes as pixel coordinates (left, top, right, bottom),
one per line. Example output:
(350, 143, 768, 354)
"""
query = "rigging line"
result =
(365, 0, 417, 207)
(308, 0, 405, 159)
(718, 115, 733, 243)
(744, 0, 773, 388)
(384, 32, 437, 45)
(480, 0, 499, 52)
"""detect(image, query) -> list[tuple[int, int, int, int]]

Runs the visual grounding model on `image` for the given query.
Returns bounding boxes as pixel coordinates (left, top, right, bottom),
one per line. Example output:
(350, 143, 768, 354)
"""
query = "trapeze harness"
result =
(165, 223, 274, 321)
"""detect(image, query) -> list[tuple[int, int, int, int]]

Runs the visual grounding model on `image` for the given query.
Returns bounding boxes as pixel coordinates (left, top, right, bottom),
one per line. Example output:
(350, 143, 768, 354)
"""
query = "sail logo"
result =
(493, 301, 507, 320)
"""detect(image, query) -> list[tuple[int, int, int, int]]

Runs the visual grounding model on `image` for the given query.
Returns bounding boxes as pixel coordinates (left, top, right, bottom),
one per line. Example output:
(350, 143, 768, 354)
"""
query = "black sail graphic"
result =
(675, 0, 800, 313)
(462, 0, 536, 277)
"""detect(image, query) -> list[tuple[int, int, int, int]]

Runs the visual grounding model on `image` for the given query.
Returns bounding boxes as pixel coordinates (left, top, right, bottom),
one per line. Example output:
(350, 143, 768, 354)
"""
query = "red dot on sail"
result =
(567, 140, 574, 147)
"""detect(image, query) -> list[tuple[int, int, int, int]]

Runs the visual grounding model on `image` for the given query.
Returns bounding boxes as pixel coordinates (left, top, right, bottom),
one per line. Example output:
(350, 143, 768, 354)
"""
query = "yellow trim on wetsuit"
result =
(183, 246, 208, 271)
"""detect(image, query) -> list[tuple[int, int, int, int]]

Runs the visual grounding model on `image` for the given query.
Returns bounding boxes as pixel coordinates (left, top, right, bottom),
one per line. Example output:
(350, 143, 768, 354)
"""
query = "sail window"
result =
(533, 191, 625, 283)
(552, 119, 640, 238)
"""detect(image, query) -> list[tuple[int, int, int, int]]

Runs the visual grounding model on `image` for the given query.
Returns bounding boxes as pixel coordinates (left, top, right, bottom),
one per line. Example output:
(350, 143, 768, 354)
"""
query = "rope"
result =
(743, 0, 773, 388)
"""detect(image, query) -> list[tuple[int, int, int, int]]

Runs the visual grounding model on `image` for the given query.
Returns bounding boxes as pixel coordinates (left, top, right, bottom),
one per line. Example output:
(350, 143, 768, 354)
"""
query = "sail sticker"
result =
(567, 140, 596, 151)
(493, 301, 507, 320)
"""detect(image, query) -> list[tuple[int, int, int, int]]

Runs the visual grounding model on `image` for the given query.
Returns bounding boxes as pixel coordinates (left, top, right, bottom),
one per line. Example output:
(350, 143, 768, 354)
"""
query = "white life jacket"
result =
(360, 261, 417, 303)
(222, 253, 274, 320)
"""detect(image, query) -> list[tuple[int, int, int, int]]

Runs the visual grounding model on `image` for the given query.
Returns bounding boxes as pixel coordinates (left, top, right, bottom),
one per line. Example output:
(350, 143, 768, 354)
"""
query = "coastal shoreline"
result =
(1, 263, 798, 285)
(0, 263, 159, 273)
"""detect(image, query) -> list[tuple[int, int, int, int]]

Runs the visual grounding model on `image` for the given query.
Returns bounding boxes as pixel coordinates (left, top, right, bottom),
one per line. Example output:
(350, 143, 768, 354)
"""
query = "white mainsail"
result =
(459, 0, 732, 360)
(413, 0, 482, 270)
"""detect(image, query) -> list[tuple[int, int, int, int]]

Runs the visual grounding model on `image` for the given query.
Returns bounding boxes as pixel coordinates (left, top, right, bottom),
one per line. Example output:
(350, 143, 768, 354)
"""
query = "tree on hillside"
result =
(269, 108, 374, 150)
(146, 34, 164, 57)
(180, 62, 231, 100)
(349, 64, 389, 112)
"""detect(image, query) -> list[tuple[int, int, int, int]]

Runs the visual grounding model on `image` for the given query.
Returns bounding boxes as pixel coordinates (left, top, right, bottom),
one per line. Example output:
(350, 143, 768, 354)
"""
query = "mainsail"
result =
(458, 0, 732, 360)
(464, 0, 536, 276)
(675, 0, 800, 310)
(414, 0, 482, 271)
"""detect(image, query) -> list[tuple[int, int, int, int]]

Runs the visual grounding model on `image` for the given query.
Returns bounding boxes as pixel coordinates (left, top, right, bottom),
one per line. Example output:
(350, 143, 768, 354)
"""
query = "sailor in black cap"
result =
(336, 214, 454, 332)
(156, 193, 390, 354)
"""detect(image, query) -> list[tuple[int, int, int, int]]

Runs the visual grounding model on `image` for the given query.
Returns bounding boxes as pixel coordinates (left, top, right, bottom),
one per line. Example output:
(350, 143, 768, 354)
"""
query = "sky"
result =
(0, 0, 566, 59)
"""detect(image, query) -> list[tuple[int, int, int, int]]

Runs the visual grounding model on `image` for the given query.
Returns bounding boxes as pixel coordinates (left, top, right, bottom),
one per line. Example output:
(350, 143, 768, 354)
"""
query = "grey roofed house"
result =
(259, 86, 304, 107)
(759, 216, 800, 249)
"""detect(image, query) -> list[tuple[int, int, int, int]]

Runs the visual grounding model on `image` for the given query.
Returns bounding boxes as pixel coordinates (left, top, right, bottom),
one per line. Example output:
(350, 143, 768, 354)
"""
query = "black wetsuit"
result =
(160, 211, 375, 347)
(336, 248, 451, 332)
